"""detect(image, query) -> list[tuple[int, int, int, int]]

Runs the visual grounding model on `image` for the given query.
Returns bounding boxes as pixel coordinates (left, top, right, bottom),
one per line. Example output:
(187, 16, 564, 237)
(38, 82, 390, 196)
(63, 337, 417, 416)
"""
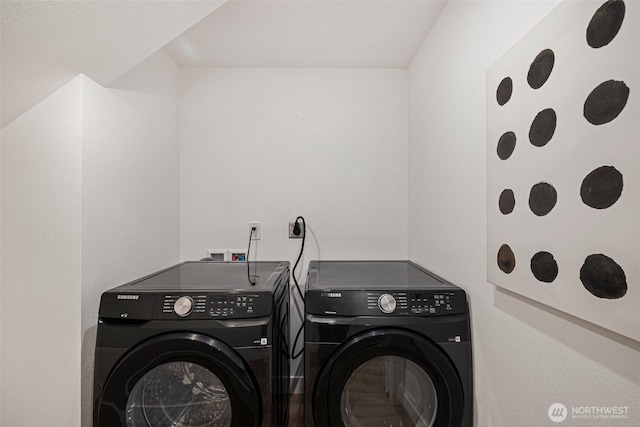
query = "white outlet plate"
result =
(289, 222, 303, 238)
(249, 221, 261, 240)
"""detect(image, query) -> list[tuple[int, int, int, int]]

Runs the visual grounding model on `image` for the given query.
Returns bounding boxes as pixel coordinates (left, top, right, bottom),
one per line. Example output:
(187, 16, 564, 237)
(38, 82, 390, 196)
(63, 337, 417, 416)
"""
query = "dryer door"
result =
(96, 332, 261, 427)
(313, 328, 464, 427)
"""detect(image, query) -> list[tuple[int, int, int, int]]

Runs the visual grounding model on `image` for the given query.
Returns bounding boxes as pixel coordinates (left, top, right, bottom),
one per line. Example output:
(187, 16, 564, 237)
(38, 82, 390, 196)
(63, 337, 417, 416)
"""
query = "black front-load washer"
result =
(93, 261, 290, 427)
(304, 261, 473, 427)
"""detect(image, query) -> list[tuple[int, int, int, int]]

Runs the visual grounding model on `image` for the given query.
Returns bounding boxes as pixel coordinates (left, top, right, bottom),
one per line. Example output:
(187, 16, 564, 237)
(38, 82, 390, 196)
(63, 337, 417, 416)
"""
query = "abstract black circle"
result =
(527, 49, 555, 89)
(498, 244, 516, 274)
(499, 189, 515, 214)
(529, 182, 557, 216)
(497, 131, 517, 160)
(587, 0, 626, 48)
(530, 251, 558, 283)
(529, 108, 557, 147)
(584, 80, 630, 125)
(497, 77, 513, 106)
(580, 166, 623, 209)
(580, 254, 627, 299)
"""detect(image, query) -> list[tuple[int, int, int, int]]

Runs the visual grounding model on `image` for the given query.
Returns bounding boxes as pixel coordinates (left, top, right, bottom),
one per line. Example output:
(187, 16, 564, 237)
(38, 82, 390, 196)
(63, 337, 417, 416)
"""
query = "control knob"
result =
(174, 296, 193, 317)
(378, 293, 397, 314)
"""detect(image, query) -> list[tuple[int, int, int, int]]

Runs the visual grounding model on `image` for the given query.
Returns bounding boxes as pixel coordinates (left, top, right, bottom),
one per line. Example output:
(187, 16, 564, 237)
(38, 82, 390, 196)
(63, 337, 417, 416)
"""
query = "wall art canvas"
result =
(487, 0, 639, 341)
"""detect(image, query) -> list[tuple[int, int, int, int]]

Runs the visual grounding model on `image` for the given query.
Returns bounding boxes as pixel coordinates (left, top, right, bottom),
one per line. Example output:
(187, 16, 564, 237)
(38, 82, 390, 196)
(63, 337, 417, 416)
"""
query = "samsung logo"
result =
(117, 295, 139, 300)
(323, 292, 342, 298)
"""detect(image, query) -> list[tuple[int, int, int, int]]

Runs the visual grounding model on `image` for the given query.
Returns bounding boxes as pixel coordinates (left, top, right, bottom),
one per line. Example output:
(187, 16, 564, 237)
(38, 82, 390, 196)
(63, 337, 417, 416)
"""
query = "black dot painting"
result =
(499, 189, 515, 214)
(580, 166, 623, 209)
(580, 254, 627, 299)
(497, 131, 517, 160)
(498, 244, 516, 274)
(497, 77, 513, 106)
(587, 0, 626, 48)
(529, 108, 557, 147)
(529, 182, 557, 216)
(530, 251, 558, 283)
(584, 80, 630, 125)
(527, 49, 555, 89)
(487, 0, 637, 340)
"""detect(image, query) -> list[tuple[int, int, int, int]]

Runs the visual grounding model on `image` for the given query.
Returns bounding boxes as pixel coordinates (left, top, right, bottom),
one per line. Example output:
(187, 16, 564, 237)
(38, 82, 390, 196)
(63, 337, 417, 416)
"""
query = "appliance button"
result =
(174, 296, 193, 317)
(377, 294, 397, 314)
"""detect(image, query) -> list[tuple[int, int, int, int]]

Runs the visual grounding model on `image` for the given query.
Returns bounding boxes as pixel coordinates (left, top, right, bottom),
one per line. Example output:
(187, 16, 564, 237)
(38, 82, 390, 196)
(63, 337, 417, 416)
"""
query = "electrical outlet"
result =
(249, 221, 261, 240)
(289, 222, 303, 238)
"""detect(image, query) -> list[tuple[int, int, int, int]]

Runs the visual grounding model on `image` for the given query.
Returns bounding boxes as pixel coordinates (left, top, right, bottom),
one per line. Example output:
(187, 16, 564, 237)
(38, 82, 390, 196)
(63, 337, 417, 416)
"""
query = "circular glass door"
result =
(126, 361, 231, 427)
(97, 332, 261, 427)
(340, 356, 437, 427)
(313, 328, 464, 427)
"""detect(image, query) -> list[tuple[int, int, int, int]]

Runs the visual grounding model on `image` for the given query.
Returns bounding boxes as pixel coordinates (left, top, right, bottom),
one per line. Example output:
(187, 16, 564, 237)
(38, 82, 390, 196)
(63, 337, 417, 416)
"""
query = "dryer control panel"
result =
(305, 289, 467, 316)
(409, 291, 460, 315)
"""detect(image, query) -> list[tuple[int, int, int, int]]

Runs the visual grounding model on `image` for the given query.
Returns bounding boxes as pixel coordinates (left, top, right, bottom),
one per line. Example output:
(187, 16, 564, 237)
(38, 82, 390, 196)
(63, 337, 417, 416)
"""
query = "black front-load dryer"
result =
(304, 261, 473, 427)
(93, 261, 290, 427)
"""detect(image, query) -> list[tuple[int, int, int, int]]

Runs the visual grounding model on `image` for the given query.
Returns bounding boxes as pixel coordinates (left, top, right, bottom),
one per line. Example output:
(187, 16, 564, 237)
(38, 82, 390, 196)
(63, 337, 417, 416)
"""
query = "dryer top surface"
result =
(306, 260, 460, 292)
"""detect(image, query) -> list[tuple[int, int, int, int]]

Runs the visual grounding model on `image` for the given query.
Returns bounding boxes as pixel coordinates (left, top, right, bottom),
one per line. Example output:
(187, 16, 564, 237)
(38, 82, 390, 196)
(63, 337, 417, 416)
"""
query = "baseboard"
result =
(290, 375, 304, 395)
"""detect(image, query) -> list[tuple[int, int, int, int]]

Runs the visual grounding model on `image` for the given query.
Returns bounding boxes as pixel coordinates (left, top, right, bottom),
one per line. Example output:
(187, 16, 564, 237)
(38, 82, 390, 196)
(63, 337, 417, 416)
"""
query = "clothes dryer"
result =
(93, 261, 290, 427)
(304, 261, 472, 427)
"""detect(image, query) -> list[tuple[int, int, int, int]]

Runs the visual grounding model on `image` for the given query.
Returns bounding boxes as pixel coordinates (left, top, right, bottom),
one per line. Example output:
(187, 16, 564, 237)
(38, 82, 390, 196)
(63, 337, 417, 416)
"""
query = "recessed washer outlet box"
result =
(206, 249, 226, 261)
(206, 249, 248, 262)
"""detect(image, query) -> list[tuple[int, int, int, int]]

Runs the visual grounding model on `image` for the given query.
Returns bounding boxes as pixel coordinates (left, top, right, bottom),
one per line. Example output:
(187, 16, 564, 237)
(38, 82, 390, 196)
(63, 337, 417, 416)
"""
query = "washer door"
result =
(313, 328, 464, 427)
(96, 332, 261, 427)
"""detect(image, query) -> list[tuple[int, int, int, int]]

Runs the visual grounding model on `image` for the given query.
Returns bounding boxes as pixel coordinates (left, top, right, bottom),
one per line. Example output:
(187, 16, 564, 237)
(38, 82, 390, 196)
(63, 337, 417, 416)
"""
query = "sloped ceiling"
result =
(165, 0, 447, 68)
(0, 0, 226, 128)
(1, 0, 447, 129)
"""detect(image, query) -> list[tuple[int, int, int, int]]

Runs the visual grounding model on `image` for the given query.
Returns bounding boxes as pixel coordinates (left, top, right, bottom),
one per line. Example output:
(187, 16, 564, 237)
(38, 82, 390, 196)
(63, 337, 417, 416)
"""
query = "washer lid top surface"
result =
(112, 261, 288, 292)
(307, 260, 458, 291)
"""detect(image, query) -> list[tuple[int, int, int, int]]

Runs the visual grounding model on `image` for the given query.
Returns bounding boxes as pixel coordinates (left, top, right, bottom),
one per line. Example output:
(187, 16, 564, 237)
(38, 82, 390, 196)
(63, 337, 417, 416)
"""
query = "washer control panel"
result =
(157, 293, 269, 319)
(209, 294, 258, 318)
(367, 292, 407, 313)
(163, 295, 206, 316)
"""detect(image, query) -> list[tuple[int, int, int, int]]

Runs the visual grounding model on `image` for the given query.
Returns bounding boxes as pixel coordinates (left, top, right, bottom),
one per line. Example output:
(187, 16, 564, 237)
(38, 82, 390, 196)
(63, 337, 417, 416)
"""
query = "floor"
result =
(289, 394, 304, 426)
(291, 357, 424, 426)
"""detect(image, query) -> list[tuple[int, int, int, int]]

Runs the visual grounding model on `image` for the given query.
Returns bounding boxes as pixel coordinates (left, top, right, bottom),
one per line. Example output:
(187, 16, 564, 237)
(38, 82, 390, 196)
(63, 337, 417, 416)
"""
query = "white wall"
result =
(408, 1, 640, 426)
(179, 67, 409, 383)
(0, 118, 3, 424)
(1, 76, 84, 426)
(0, 48, 180, 427)
(6, 3, 639, 425)
(0, 122, 2, 424)
(80, 49, 181, 427)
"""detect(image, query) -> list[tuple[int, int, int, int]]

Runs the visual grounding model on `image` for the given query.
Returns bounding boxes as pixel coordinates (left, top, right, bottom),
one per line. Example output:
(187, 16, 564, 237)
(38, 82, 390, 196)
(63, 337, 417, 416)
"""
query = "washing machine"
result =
(304, 261, 473, 427)
(93, 261, 290, 427)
